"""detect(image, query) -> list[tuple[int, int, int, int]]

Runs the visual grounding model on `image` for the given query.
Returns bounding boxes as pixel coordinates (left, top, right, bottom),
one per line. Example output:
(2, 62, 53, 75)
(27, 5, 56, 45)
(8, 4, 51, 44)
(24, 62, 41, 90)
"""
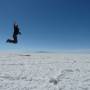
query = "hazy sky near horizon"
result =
(0, 0, 90, 52)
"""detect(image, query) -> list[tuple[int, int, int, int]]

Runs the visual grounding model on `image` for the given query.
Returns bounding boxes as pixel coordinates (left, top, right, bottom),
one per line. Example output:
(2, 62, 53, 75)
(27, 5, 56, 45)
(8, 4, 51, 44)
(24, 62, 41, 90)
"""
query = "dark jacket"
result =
(13, 24, 21, 35)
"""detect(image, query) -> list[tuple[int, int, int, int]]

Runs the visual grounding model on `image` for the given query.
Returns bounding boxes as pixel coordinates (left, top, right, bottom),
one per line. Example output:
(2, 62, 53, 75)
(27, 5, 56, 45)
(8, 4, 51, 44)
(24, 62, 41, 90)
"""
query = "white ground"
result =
(0, 53, 90, 90)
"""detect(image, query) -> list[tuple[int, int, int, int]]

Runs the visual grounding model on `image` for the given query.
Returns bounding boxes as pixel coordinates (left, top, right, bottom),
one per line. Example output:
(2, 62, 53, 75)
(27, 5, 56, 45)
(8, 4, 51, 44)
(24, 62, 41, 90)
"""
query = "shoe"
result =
(6, 39, 9, 43)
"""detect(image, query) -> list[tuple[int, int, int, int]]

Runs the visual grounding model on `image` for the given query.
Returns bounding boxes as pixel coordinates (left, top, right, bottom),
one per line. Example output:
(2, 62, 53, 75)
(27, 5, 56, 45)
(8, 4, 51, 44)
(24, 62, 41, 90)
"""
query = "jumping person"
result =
(6, 22, 21, 44)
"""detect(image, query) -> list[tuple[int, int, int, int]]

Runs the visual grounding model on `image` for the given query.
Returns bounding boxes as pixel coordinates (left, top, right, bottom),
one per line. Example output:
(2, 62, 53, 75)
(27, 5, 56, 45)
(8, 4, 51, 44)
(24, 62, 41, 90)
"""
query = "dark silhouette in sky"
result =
(6, 22, 21, 44)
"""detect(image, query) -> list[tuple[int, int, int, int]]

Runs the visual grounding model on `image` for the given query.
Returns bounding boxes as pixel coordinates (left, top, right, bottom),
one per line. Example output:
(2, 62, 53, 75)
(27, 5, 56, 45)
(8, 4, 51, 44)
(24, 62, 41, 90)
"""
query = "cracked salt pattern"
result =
(0, 53, 90, 90)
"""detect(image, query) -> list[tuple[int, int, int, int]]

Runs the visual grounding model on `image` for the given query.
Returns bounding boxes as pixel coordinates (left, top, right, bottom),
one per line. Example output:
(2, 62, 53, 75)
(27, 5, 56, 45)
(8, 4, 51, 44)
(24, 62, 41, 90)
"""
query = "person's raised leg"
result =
(6, 39, 15, 43)
(13, 35, 18, 43)
(6, 35, 18, 44)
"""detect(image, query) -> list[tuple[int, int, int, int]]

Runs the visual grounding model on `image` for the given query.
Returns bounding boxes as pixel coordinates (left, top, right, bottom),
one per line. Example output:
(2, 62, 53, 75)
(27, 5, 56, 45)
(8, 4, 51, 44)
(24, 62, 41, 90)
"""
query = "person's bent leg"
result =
(13, 35, 18, 43)
(6, 39, 15, 43)
(6, 35, 18, 44)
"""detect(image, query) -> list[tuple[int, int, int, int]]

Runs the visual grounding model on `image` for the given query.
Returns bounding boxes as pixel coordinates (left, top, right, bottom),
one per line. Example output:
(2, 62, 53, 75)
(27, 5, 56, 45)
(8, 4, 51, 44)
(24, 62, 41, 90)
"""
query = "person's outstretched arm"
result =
(19, 31, 22, 35)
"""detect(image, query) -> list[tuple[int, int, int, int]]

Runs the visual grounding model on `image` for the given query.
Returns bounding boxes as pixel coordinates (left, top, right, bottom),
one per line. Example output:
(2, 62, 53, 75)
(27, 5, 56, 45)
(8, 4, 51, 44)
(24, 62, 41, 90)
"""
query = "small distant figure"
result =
(6, 22, 21, 44)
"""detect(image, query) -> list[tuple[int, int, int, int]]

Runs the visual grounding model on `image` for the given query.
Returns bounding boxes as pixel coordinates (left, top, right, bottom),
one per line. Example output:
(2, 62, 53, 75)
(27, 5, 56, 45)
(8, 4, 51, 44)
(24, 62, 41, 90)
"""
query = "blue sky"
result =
(0, 0, 90, 52)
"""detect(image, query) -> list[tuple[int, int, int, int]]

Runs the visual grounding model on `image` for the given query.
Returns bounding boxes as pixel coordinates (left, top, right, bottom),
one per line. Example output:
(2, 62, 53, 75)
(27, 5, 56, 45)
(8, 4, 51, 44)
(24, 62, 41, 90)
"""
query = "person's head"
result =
(14, 21, 18, 26)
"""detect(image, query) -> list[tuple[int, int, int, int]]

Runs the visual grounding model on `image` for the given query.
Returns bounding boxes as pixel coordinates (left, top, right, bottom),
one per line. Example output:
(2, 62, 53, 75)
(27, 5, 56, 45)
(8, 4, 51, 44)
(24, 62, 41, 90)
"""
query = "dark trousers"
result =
(7, 34, 18, 43)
